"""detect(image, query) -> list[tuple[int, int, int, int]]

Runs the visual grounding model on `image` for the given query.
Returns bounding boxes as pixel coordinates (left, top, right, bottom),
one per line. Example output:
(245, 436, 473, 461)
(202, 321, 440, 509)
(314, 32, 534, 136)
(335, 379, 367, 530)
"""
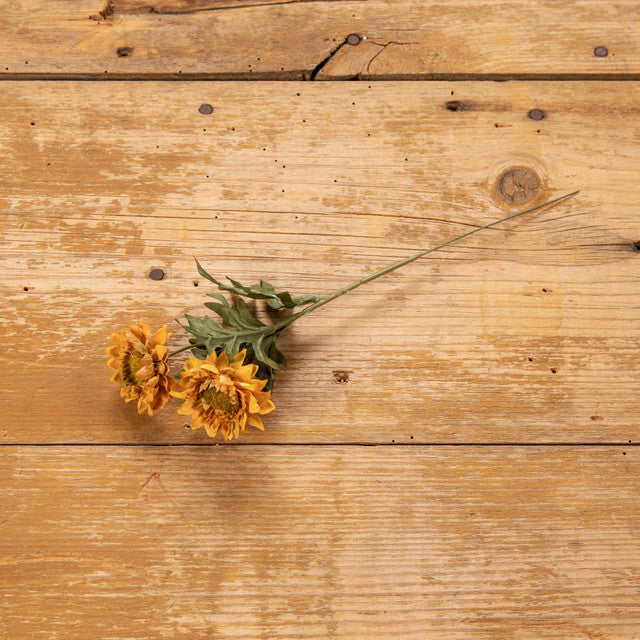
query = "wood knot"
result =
(495, 166, 542, 206)
(332, 370, 352, 384)
(444, 100, 470, 112)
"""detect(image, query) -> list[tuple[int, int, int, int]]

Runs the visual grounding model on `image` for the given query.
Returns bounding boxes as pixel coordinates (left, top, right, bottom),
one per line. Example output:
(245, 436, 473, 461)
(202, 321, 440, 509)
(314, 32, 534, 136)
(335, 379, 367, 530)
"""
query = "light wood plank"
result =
(0, 446, 638, 638)
(0, 1, 638, 77)
(1, 81, 639, 444)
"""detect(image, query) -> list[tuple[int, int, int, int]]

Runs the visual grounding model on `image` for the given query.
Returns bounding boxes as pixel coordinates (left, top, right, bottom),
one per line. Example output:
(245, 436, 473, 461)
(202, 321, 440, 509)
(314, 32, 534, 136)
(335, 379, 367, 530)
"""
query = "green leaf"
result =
(259, 280, 276, 294)
(203, 293, 234, 326)
(194, 258, 221, 286)
(226, 276, 247, 291)
(195, 258, 321, 310)
(190, 346, 208, 359)
(188, 258, 316, 390)
(268, 338, 288, 367)
(254, 333, 279, 370)
(234, 298, 265, 328)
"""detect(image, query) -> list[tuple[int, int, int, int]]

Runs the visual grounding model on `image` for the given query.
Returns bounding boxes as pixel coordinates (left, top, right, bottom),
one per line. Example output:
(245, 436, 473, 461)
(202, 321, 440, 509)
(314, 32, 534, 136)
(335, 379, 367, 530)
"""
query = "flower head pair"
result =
(107, 321, 275, 440)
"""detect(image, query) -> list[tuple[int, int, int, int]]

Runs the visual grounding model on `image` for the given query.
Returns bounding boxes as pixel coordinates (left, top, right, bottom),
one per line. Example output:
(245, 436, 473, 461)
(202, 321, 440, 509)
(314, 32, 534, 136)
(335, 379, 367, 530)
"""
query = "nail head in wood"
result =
(199, 104, 213, 115)
(346, 34, 361, 46)
(528, 108, 545, 121)
(117, 47, 133, 58)
(594, 46, 609, 57)
(149, 268, 165, 281)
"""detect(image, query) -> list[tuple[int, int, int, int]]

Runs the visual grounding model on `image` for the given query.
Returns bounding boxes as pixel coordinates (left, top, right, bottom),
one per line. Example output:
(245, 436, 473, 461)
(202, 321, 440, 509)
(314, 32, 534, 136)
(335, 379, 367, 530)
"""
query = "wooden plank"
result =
(0, 1, 639, 78)
(1, 81, 639, 444)
(1, 445, 638, 638)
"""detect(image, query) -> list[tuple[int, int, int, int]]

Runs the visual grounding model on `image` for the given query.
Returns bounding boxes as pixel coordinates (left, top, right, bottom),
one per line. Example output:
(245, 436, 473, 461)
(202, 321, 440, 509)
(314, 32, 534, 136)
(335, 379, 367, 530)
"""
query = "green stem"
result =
(273, 190, 579, 331)
(169, 191, 578, 359)
(168, 342, 204, 358)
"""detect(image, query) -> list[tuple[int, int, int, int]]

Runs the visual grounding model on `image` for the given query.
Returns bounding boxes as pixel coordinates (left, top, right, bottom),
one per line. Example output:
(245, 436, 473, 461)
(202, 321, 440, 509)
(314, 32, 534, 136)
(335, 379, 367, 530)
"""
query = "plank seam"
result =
(2, 74, 640, 81)
(0, 443, 636, 447)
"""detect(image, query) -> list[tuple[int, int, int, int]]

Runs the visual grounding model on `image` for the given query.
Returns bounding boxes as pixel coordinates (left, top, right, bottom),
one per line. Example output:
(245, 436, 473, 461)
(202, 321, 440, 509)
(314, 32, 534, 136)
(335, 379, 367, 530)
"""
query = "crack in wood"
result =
(136, 0, 364, 15)
(366, 41, 416, 74)
(138, 471, 160, 492)
(309, 38, 349, 80)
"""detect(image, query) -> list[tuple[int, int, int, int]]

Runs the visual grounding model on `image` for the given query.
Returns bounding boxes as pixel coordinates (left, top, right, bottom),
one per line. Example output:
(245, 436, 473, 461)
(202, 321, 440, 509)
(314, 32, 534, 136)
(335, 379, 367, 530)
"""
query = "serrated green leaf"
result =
(234, 298, 265, 328)
(226, 276, 246, 290)
(259, 280, 276, 294)
(194, 258, 219, 285)
(183, 313, 216, 337)
(195, 258, 321, 309)
(265, 297, 285, 310)
(187, 259, 308, 390)
(226, 334, 243, 355)
(204, 295, 265, 332)
(204, 293, 234, 326)
(291, 293, 320, 306)
(206, 292, 231, 306)
(203, 301, 227, 321)
(217, 282, 246, 297)
(268, 338, 287, 366)
(276, 292, 296, 309)
(257, 365, 276, 391)
(254, 333, 279, 370)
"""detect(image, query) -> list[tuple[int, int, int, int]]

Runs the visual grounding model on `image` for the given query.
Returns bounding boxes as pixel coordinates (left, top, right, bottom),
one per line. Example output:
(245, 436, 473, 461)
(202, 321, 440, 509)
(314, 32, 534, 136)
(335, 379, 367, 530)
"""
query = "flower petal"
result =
(216, 351, 230, 369)
(150, 325, 169, 348)
(247, 414, 265, 430)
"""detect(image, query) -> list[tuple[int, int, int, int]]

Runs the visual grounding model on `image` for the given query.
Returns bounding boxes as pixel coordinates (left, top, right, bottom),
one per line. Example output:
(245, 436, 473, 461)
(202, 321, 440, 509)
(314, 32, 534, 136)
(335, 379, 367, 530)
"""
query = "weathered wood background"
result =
(1, 0, 639, 78)
(1, 2, 639, 638)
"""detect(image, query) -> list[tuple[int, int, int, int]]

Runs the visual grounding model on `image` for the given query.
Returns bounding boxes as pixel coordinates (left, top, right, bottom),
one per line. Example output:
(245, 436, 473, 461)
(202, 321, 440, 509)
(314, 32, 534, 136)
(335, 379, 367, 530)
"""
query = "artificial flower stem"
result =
(168, 342, 205, 358)
(168, 191, 579, 360)
(274, 191, 579, 331)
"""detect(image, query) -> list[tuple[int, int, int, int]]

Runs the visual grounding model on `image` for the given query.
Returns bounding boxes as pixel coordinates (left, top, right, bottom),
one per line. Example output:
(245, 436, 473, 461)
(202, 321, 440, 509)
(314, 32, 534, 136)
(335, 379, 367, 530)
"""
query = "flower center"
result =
(124, 351, 145, 385)
(200, 387, 237, 416)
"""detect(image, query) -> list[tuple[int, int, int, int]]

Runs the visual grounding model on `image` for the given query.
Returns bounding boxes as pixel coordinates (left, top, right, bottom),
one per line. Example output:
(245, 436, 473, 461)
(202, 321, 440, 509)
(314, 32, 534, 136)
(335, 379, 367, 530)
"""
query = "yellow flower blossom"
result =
(107, 321, 173, 416)
(172, 349, 275, 440)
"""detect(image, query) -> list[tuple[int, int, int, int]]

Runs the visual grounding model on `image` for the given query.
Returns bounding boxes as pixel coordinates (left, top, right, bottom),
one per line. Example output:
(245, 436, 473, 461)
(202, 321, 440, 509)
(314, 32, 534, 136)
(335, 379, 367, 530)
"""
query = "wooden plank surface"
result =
(1, 445, 638, 639)
(2, 81, 639, 444)
(2, 5, 639, 637)
(1, 1, 639, 78)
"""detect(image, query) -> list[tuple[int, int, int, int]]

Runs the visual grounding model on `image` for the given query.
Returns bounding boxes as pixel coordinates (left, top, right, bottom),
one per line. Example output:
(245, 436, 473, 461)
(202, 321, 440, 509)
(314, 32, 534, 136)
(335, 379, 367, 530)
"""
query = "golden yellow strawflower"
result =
(107, 321, 174, 416)
(172, 349, 275, 440)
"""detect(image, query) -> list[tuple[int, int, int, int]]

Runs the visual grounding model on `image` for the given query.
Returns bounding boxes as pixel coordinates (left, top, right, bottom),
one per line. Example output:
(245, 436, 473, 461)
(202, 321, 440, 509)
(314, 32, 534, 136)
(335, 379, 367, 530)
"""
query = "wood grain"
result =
(0, 0, 638, 78)
(2, 81, 640, 444)
(0, 445, 638, 639)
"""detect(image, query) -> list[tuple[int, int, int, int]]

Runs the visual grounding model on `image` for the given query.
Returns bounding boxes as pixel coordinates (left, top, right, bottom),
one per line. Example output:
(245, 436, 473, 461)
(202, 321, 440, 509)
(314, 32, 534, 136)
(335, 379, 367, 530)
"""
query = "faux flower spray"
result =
(108, 191, 578, 440)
